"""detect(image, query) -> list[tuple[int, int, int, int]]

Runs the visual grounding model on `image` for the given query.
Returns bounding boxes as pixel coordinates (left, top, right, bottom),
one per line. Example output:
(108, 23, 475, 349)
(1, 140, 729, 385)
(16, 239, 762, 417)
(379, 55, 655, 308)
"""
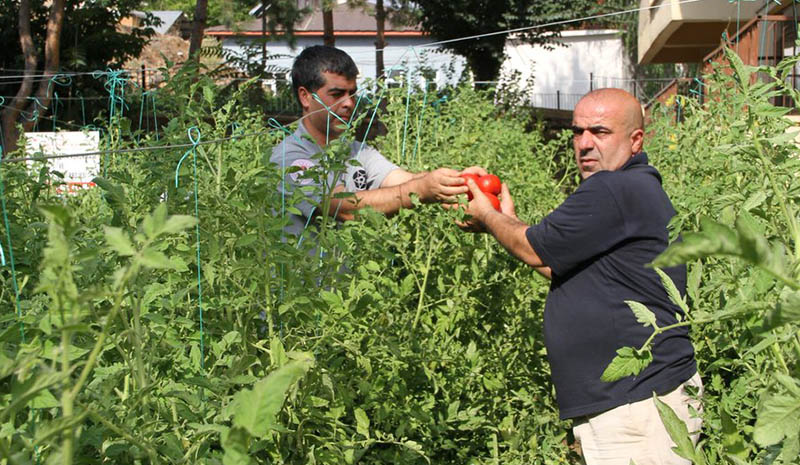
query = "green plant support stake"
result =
(175, 127, 206, 375)
(0, 147, 25, 343)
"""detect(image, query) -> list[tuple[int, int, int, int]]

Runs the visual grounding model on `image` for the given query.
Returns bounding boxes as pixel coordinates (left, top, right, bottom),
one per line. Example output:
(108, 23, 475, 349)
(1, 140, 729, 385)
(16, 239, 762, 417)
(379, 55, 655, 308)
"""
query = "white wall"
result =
(500, 29, 632, 110)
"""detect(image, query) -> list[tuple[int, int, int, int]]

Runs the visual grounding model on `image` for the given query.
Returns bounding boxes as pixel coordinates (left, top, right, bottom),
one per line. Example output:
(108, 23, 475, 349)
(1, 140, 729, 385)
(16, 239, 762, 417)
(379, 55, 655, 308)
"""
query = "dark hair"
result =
(291, 45, 358, 106)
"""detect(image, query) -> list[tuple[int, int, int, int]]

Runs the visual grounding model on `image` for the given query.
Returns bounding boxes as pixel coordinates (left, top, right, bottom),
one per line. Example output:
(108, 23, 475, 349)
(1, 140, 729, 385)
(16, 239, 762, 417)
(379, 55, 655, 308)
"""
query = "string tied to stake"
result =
(268, 118, 301, 144)
(175, 127, 202, 188)
(93, 69, 131, 121)
(48, 75, 72, 131)
(311, 93, 351, 128)
(139, 90, 160, 141)
(174, 126, 206, 373)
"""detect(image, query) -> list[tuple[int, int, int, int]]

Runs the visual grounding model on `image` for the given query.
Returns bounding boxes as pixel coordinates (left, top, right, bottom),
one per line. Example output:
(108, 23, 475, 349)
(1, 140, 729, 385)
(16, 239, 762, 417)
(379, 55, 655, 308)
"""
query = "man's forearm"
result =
(482, 211, 549, 274)
(329, 180, 418, 220)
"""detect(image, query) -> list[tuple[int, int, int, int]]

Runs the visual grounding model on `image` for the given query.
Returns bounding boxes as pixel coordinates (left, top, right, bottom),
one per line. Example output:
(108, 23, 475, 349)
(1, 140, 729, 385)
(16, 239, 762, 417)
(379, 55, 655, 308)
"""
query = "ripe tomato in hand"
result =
(485, 193, 501, 211)
(478, 174, 502, 195)
(460, 173, 481, 200)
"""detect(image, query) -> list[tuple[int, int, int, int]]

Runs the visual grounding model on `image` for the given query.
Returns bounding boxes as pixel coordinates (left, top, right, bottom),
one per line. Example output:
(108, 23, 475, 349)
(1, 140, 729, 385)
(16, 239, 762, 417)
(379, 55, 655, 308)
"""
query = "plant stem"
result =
(748, 108, 800, 260)
(771, 342, 790, 374)
(61, 315, 74, 465)
(412, 235, 438, 331)
(637, 316, 718, 354)
(86, 408, 159, 463)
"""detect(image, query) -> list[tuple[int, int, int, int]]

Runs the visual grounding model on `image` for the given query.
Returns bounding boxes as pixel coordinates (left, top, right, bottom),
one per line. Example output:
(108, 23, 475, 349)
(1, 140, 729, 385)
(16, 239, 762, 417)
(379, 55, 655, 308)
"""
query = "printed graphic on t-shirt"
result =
(352, 168, 369, 190)
(289, 159, 315, 185)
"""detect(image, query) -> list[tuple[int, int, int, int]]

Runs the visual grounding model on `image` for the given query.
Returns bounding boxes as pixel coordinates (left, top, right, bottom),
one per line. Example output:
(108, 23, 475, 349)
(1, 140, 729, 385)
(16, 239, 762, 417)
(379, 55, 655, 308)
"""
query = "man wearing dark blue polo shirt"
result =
(460, 88, 701, 465)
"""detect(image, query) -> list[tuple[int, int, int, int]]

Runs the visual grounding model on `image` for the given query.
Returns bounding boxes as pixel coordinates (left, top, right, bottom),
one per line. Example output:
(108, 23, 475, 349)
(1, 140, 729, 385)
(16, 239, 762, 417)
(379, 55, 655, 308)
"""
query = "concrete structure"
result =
(637, 0, 792, 64)
(642, 1, 798, 112)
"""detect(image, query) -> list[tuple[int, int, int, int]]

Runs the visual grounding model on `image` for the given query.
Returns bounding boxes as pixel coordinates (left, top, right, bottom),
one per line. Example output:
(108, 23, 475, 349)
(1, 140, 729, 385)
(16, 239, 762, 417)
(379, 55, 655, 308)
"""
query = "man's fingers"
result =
(466, 179, 484, 197)
(443, 174, 470, 187)
(460, 166, 488, 176)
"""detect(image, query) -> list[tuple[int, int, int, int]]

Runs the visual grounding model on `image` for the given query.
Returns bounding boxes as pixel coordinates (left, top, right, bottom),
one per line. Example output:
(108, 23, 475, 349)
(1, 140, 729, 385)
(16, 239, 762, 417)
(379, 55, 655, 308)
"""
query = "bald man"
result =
(462, 89, 701, 465)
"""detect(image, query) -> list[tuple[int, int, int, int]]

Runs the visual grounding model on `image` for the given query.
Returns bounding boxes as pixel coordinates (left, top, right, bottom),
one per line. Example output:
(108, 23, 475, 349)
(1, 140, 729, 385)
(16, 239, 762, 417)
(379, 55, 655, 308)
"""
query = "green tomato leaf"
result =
(160, 214, 198, 235)
(754, 390, 800, 446)
(354, 407, 370, 439)
(720, 410, 748, 459)
(653, 394, 701, 463)
(143, 203, 168, 239)
(742, 191, 767, 212)
(652, 218, 739, 267)
(600, 347, 652, 382)
(29, 388, 60, 409)
(139, 249, 176, 269)
(626, 300, 657, 328)
(231, 357, 314, 438)
(764, 287, 800, 329)
(735, 212, 770, 265)
(104, 226, 136, 256)
(222, 426, 254, 465)
(654, 268, 689, 315)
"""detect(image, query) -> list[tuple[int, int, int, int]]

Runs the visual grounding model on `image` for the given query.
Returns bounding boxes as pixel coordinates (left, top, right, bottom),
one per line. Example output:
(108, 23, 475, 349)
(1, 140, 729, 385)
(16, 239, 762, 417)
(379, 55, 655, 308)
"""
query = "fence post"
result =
(141, 64, 146, 90)
(557, 90, 561, 110)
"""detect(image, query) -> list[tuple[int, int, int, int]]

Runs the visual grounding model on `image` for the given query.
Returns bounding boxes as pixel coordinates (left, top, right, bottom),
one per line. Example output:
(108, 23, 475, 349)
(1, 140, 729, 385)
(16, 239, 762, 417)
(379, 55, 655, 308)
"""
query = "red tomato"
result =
(485, 193, 501, 211)
(478, 174, 502, 195)
(460, 173, 481, 200)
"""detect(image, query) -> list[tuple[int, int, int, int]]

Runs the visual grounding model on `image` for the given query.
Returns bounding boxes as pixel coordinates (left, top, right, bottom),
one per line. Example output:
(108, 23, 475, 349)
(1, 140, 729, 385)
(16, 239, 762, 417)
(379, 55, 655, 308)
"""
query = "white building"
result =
(500, 29, 632, 111)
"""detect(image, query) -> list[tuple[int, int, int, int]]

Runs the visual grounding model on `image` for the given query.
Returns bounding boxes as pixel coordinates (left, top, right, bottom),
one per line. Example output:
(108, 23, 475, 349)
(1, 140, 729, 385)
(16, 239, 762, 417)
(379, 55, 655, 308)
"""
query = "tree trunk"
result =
(323, 6, 334, 46)
(187, 0, 208, 60)
(375, 0, 385, 79)
(1, 0, 65, 156)
(261, 2, 267, 72)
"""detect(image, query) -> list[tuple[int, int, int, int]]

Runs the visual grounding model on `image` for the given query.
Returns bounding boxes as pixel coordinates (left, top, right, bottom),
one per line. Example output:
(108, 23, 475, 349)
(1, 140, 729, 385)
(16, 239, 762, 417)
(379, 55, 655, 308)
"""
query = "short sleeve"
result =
(526, 176, 625, 276)
(352, 143, 399, 191)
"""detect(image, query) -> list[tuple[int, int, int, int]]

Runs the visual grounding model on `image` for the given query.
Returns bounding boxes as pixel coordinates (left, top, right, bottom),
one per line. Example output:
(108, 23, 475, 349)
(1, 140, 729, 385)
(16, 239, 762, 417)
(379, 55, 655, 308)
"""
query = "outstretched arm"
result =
(328, 168, 468, 221)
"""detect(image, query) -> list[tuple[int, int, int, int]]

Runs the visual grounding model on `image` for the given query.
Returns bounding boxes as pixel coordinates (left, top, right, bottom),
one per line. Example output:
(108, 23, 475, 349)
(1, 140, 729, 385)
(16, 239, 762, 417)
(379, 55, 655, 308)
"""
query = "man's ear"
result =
(297, 86, 312, 112)
(630, 128, 644, 153)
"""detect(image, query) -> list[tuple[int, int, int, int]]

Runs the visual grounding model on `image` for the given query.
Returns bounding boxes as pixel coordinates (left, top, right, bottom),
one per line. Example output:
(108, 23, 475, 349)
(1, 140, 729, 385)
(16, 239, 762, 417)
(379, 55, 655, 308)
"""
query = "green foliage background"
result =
(1, 48, 800, 464)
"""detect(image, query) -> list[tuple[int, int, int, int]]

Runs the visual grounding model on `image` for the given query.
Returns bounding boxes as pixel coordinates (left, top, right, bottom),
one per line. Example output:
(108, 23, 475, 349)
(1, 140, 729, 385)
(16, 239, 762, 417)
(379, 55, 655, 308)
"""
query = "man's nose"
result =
(575, 131, 594, 152)
(339, 94, 355, 110)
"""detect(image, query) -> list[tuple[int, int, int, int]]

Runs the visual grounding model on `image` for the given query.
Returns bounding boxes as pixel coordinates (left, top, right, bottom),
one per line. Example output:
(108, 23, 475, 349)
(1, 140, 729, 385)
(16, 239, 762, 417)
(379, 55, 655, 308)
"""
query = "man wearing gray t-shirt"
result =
(271, 45, 470, 240)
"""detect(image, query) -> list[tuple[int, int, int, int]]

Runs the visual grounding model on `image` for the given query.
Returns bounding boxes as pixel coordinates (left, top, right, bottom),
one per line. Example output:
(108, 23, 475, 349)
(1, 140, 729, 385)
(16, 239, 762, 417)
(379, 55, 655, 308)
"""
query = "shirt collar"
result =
(621, 152, 648, 170)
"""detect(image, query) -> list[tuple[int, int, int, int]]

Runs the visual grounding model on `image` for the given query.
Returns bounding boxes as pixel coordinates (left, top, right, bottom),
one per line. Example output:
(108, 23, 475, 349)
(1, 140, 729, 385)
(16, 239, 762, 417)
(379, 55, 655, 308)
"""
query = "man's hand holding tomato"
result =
(442, 167, 516, 232)
(462, 178, 517, 226)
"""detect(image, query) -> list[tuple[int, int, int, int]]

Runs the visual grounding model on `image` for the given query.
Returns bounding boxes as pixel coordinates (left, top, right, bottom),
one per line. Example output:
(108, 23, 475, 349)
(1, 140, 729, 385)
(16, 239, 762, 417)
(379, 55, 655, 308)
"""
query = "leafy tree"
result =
(0, 0, 156, 153)
(401, 0, 606, 83)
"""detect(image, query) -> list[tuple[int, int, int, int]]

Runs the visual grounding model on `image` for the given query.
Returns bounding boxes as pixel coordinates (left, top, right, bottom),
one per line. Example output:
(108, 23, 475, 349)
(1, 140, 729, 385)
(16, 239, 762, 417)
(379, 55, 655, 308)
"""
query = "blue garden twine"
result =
(175, 127, 206, 373)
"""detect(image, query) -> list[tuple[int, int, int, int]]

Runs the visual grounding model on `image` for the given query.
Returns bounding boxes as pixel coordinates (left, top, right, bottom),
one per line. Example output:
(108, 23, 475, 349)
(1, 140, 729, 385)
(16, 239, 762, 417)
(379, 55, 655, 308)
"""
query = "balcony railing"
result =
(703, 15, 799, 109)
